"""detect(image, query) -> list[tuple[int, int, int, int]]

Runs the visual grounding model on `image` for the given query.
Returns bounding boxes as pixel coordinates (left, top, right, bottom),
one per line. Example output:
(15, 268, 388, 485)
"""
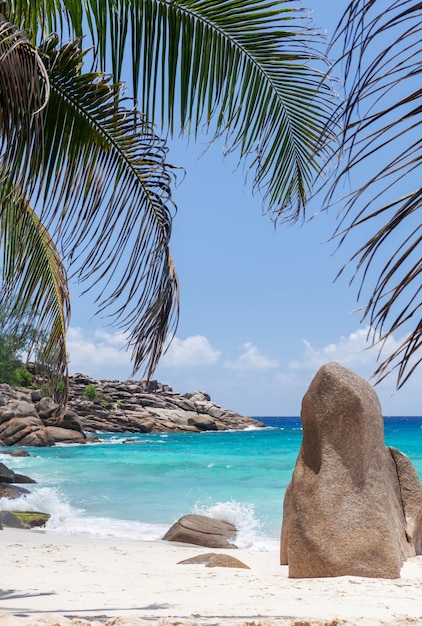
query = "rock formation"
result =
(163, 513, 238, 548)
(0, 459, 50, 530)
(0, 374, 264, 446)
(280, 362, 422, 579)
(69, 374, 263, 434)
(0, 510, 50, 529)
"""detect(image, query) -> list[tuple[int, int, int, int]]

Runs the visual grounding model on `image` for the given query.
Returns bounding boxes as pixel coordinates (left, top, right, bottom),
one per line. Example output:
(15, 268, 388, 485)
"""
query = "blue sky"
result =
(65, 2, 421, 416)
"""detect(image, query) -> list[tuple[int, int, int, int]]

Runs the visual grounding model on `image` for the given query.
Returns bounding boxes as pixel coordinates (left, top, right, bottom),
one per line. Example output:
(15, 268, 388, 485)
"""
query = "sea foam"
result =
(193, 499, 278, 551)
(0, 484, 168, 540)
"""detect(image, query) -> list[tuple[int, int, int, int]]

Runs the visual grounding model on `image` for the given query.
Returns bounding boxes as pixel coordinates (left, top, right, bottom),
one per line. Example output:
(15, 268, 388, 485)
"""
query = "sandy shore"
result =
(1, 528, 422, 626)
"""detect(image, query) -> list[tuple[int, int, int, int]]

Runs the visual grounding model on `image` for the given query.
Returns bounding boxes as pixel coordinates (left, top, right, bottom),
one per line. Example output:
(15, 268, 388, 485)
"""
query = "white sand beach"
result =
(1, 528, 422, 626)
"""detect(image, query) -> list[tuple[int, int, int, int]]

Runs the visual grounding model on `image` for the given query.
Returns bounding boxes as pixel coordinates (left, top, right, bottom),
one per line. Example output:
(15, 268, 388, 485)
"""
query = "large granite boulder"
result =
(281, 362, 421, 579)
(163, 514, 237, 548)
(0, 400, 55, 446)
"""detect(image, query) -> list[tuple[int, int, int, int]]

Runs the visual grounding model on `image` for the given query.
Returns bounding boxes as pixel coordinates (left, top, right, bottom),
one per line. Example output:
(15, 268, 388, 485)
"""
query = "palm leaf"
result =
(6, 0, 338, 219)
(326, 0, 422, 387)
(0, 15, 48, 197)
(0, 178, 70, 402)
(33, 39, 180, 379)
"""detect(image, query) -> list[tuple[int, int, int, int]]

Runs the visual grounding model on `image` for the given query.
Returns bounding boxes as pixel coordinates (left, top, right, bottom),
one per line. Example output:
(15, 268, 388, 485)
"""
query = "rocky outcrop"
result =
(68, 374, 263, 435)
(281, 362, 422, 579)
(0, 374, 263, 447)
(163, 513, 238, 548)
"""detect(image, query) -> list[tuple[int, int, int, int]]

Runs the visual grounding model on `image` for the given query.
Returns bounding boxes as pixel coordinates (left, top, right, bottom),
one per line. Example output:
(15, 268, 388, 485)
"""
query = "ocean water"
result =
(1, 416, 421, 550)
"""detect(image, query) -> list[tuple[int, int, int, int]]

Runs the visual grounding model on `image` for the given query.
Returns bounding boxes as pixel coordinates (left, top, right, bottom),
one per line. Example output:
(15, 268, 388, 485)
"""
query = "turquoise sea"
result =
(1, 416, 421, 550)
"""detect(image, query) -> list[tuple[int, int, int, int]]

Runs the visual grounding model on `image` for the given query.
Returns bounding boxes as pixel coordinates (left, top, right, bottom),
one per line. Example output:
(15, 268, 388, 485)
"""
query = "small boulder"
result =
(36, 397, 59, 421)
(5, 450, 30, 457)
(0, 462, 15, 483)
(178, 552, 250, 568)
(10, 511, 50, 528)
(30, 389, 43, 403)
(13, 473, 36, 484)
(0, 510, 49, 528)
(163, 514, 237, 548)
(187, 414, 218, 431)
(0, 510, 26, 528)
(0, 483, 30, 499)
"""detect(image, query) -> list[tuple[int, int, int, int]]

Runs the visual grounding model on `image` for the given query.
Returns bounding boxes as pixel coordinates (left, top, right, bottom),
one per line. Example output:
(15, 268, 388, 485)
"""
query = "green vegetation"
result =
(84, 384, 98, 401)
(14, 367, 32, 387)
(12, 511, 50, 528)
(0, 311, 33, 386)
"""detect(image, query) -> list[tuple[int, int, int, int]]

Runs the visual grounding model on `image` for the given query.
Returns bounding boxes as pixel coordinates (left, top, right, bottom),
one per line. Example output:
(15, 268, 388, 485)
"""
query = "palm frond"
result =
(327, 0, 422, 387)
(33, 39, 180, 379)
(6, 0, 338, 220)
(116, 0, 338, 219)
(0, 178, 70, 402)
(0, 15, 48, 195)
(4, 1, 74, 44)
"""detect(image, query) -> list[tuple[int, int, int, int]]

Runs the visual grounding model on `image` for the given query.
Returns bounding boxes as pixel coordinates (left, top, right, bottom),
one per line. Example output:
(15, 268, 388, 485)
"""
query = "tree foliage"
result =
(0, 307, 32, 386)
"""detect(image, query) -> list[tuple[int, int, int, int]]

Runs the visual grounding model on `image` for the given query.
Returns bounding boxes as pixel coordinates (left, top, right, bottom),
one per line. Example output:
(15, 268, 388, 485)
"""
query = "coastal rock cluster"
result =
(281, 362, 422, 579)
(69, 374, 264, 435)
(0, 373, 264, 447)
(0, 458, 51, 530)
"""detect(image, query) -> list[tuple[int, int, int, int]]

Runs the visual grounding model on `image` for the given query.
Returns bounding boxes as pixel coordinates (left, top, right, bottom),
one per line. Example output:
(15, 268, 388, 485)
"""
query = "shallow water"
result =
(1, 416, 421, 549)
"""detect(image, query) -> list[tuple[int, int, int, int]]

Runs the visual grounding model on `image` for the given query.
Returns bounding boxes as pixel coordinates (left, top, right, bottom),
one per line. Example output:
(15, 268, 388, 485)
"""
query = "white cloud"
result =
(288, 326, 383, 375)
(160, 335, 221, 367)
(67, 327, 132, 379)
(93, 328, 129, 347)
(224, 342, 279, 371)
(286, 326, 422, 415)
(67, 329, 220, 377)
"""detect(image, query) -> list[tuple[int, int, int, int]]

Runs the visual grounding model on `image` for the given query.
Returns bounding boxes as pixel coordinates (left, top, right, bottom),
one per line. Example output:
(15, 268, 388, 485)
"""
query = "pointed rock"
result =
(281, 362, 419, 579)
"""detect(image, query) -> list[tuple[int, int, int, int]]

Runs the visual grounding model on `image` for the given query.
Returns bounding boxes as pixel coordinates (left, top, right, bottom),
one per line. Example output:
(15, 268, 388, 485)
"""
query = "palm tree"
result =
(326, 1, 421, 388)
(0, 1, 337, 401)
